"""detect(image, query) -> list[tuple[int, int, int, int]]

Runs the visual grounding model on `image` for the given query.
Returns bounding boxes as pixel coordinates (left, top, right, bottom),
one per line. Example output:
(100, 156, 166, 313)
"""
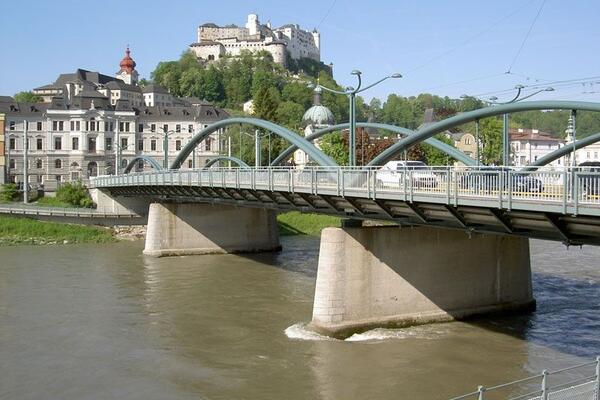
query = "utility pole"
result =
(23, 120, 28, 204)
(254, 129, 261, 167)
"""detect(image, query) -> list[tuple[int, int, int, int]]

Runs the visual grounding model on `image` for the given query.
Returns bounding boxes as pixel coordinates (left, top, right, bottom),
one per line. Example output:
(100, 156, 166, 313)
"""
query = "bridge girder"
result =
(123, 155, 163, 174)
(270, 122, 477, 167)
(368, 101, 600, 166)
(171, 117, 338, 169)
(202, 156, 250, 169)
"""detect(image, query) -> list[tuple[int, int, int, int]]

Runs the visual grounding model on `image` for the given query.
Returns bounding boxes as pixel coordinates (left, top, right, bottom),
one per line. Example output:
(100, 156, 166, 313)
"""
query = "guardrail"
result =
(90, 166, 600, 213)
(0, 204, 139, 218)
(449, 357, 600, 400)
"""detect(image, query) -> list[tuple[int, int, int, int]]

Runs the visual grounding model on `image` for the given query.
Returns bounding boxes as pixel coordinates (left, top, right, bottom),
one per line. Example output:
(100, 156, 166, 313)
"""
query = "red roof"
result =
(119, 47, 136, 73)
(509, 128, 563, 142)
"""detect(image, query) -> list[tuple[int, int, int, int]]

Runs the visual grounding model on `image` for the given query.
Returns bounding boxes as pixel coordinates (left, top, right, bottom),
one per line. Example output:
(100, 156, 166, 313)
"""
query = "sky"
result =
(2, 0, 599, 104)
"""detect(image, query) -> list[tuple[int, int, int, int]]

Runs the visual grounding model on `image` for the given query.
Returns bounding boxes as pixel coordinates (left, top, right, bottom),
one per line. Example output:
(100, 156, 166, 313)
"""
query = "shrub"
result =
(55, 182, 95, 208)
(0, 183, 18, 202)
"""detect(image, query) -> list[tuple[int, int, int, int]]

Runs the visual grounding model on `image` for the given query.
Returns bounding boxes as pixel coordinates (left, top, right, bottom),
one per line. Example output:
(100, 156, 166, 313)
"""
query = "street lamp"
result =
(114, 142, 137, 172)
(489, 85, 554, 165)
(309, 71, 402, 166)
(161, 128, 176, 169)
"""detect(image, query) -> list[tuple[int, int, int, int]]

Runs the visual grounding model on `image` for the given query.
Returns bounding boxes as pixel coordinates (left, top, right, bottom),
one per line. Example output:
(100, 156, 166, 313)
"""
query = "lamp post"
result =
(310, 71, 402, 166)
(489, 85, 554, 165)
(161, 128, 175, 169)
(23, 120, 29, 204)
(114, 142, 136, 172)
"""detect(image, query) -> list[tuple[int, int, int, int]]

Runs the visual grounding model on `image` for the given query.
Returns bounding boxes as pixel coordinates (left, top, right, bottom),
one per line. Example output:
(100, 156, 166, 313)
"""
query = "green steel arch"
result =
(123, 155, 163, 174)
(524, 131, 600, 169)
(202, 156, 250, 169)
(368, 101, 600, 166)
(270, 122, 477, 166)
(171, 117, 337, 169)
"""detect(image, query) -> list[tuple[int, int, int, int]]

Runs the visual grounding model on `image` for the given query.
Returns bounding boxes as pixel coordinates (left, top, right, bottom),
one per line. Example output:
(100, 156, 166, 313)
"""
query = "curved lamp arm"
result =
(317, 84, 348, 95)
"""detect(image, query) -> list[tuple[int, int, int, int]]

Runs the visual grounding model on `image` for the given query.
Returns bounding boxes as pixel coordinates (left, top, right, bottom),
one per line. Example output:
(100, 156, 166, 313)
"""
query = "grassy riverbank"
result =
(277, 211, 341, 236)
(0, 215, 116, 245)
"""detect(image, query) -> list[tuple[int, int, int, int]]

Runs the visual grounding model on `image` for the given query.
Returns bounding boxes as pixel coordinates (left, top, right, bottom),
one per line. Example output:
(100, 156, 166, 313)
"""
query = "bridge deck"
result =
(91, 167, 600, 246)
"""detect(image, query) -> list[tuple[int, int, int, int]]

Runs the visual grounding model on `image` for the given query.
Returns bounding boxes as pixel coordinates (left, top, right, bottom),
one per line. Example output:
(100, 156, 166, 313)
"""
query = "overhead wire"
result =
(506, 0, 547, 73)
(316, 0, 337, 30)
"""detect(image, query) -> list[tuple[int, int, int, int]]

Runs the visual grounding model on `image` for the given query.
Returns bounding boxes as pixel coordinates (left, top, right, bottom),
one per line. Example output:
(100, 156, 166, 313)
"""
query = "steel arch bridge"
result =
(121, 100, 600, 174)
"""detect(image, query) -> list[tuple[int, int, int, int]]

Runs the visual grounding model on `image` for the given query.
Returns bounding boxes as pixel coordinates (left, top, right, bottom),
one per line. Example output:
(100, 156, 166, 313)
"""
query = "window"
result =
(55, 159, 63, 169)
(121, 137, 128, 149)
(90, 119, 96, 132)
(119, 122, 124, 132)
(176, 140, 182, 151)
(188, 159, 193, 168)
(9, 159, 15, 169)
(88, 137, 96, 153)
(72, 137, 79, 150)
(151, 139, 157, 151)
(125, 122, 130, 132)
(76, 121, 80, 131)
(188, 124, 193, 133)
(121, 159, 128, 169)
(9, 121, 15, 130)
(106, 137, 113, 151)
(52, 121, 58, 131)
(35, 159, 42, 169)
(138, 160, 144, 169)
(109, 122, 113, 131)
(36, 138, 43, 150)
(138, 140, 144, 151)
(176, 124, 181, 133)
(206, 137, 212, 151)
(37, 122, 42, 131)
(151, 124, 156, 133)
(163, 124, 168, 133)
(138, 123, 144, 133)
(54, 136, 62, 150)
(55, 175, 62, 182)
(9, 138, 15, 150)
(58, 121, 64, 131)
(70, 121, 75, 131)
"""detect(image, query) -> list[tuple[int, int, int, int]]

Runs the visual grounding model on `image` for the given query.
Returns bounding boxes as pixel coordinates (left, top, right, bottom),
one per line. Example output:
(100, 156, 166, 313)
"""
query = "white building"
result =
(510, 128, 565, 167)
(3, 49, 229, 192)
(189, 14, 321, 66)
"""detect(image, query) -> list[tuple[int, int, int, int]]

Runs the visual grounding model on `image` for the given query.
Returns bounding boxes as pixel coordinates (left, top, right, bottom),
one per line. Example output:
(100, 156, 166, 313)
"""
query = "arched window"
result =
(55, 159, 62, 169)
(35, 159, 42, 169)
(70, 162, 79, 169)
(87, 161, 98, 177)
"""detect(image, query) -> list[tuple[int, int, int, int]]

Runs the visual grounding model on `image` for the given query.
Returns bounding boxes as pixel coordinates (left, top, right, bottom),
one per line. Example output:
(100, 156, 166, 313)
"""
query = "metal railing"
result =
(449, 357, 600, 400)
(90, 166, 600, 214)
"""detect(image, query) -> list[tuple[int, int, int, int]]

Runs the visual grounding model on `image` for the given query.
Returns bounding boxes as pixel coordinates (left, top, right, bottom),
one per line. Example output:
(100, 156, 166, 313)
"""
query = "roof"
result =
(104, 80, 142, 92)
(509, 128, 563, 142)
(302, 104, 335, 127)
(0, 101, 51, 116)
(142, 84, 170, 94)
(137, 104, 229, 122)
(0, 96, 15, 103)
(200, 23, 219, 28)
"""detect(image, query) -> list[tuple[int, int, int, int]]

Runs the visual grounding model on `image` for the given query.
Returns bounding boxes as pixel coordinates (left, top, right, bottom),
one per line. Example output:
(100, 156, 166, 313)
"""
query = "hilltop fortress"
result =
(189, 14, 320, 66)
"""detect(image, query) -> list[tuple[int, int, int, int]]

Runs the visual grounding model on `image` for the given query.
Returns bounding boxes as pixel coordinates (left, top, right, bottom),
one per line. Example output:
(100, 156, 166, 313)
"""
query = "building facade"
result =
(0, 113, 5, 184)
(3, 50, 229, 192)
(189, 14, 320, 66)
(510, 128, 565, 167)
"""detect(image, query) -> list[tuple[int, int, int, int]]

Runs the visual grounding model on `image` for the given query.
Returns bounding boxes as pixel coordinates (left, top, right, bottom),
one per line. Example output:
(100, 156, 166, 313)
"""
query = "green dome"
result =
(302, 86, 335, 127)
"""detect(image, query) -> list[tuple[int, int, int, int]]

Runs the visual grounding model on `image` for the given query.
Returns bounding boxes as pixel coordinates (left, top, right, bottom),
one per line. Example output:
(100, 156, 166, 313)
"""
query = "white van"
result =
(376, 160, 439, 188)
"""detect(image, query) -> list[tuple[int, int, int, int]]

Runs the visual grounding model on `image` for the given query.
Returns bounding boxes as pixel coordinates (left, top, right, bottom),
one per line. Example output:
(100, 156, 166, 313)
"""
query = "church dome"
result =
(302, 86, 335, 127)
(119, 46, 136, 73)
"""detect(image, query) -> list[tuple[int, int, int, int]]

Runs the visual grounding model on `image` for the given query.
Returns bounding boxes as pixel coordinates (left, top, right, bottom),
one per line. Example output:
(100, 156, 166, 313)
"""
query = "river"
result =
(1, 236, 599, 399)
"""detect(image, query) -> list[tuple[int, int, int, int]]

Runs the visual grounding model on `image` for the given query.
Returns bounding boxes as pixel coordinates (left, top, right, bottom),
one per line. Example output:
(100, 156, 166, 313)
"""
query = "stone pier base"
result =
(310, 225, 534, 338)
(143, 203, 281, 257)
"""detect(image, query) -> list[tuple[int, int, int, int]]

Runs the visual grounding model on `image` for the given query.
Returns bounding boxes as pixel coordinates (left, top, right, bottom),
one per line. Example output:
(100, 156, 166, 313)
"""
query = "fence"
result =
(449, 358, 600, 400)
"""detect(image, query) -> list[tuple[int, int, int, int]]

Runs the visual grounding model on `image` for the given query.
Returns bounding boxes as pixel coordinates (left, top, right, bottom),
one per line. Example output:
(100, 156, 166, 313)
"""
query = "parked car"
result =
(578, 161, 600, 196)
(459, 166, 543, 193)
(376, 161, 439, 188)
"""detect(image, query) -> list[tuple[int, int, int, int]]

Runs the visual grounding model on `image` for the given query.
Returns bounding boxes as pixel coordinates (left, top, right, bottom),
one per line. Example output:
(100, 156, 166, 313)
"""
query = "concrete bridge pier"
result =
(143, 202, 281, 257)
(310, 225, 534, 338)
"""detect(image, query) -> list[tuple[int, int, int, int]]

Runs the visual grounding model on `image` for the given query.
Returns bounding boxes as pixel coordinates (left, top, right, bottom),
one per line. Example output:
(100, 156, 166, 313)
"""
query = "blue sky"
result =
(2, 0, 599, 103)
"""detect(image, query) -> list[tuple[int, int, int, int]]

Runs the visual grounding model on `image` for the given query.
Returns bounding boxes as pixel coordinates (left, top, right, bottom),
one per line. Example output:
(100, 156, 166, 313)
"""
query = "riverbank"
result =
(0, 215, 116, 245)
(277, 211, 341, 236)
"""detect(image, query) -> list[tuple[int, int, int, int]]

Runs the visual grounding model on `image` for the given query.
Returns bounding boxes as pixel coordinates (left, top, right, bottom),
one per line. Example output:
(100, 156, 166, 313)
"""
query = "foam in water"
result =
(285, 323, 451, 342)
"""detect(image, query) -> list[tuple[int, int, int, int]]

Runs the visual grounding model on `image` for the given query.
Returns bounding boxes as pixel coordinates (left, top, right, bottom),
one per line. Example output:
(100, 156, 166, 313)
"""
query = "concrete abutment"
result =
(310, 225, 534, 338)
(143, 202, 281, 257)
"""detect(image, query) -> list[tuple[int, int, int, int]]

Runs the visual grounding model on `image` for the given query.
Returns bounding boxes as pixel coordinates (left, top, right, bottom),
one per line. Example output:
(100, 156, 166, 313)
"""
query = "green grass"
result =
(277, 211, 341, 236)
(0, 215, 116, 245)
(34, 197, 77, 208)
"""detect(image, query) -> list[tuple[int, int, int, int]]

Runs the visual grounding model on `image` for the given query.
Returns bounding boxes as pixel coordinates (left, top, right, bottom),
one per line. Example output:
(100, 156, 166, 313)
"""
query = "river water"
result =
(1, 236, 599, 399)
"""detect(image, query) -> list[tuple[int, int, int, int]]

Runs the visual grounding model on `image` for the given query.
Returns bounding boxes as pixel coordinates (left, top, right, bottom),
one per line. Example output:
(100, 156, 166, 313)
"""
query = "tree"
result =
(276, 101, 305, 130)
(320, 132, 349, 165)
(422, 134, 455, 165)
(253, 86, 280, 121)
(13, 91, 41, 103)
(479, 118, 503, 165)
(151, 61, 183, 96)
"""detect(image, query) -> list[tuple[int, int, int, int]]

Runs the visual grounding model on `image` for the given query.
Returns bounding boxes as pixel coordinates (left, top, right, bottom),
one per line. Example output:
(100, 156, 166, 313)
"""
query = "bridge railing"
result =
(91, 166, 600, 212)
(448, 357, 600, 400)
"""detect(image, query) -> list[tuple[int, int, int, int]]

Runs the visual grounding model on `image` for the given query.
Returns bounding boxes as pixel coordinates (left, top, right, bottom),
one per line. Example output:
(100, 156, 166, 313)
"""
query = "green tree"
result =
(320, 132, 349, 165)
(13, 91, 41, 103)
(276, 101, 305, 130)
(151, 61, 182, 96)
(253, 86, 280, 121)
(422, 134, 455, 165)
(479, 118, 503, 165)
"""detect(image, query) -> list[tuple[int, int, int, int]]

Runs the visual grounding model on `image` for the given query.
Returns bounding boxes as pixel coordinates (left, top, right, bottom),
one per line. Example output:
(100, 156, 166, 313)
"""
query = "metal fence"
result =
(449, 358, 600, 400)
(90, 166, 600, 213)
